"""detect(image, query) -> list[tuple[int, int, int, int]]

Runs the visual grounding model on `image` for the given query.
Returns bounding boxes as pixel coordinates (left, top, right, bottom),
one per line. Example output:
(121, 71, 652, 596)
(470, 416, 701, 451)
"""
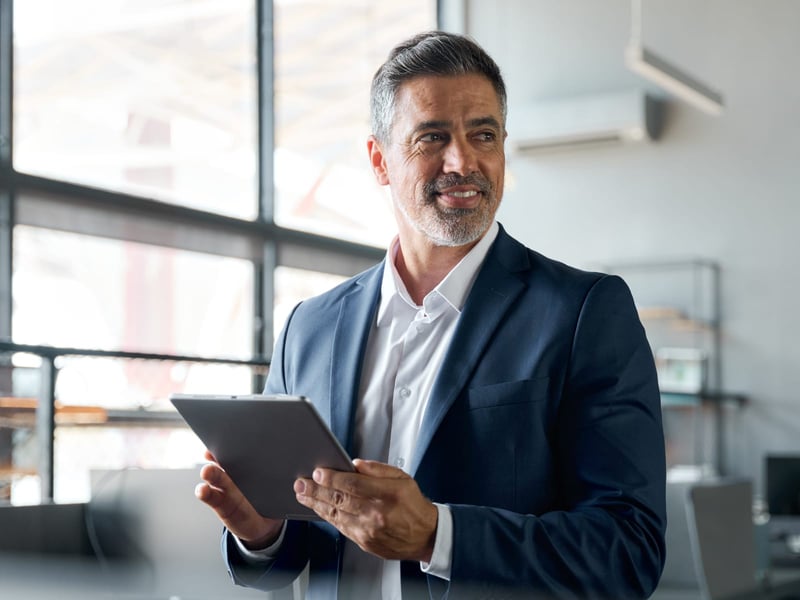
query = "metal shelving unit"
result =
(603, 259, 745, 475)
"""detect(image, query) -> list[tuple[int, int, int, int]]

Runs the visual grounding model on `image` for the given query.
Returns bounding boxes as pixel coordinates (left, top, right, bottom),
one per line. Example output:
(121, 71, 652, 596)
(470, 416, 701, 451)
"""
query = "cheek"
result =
(391, 174, 424, 204)
(387, 154, 438, 198)
(400, 171, 432, 196)
(484, 157, 506, 191)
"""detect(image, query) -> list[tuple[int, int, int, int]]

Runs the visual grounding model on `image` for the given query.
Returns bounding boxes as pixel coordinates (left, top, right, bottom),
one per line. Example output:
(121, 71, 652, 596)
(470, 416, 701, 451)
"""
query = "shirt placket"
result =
(387, 299, 442, 474)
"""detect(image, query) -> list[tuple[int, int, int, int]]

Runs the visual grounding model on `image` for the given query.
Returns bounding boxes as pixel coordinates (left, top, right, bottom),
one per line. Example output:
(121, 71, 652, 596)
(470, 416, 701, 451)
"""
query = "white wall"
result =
(465, 0, 800, 484)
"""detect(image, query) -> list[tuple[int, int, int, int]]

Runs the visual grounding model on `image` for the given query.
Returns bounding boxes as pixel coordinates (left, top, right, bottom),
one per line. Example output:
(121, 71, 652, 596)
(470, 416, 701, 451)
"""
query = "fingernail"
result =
(313, 469, 322, 483)
(294, 479, 306, 494)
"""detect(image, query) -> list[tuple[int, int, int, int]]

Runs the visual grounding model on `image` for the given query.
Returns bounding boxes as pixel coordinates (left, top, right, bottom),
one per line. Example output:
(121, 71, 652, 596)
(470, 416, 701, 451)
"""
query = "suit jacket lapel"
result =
(410, 229, 531, 476)
(329, 263, 383, 455)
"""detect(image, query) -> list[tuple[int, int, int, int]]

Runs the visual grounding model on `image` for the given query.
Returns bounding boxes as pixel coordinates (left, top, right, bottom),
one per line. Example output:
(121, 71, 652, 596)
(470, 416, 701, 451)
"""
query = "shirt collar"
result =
(377, 221, 499, 326)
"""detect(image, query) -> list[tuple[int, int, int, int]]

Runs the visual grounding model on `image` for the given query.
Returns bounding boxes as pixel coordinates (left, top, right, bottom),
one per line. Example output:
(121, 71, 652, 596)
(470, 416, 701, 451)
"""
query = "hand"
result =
(195, 450, 284, 550)
(294, 459, 438, 562)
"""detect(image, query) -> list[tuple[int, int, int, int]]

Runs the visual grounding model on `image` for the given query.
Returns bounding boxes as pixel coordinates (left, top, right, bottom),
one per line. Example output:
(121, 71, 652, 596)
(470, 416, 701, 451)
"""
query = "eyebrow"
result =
(413, 116, 503, 135)
(467, 116, 503, 130)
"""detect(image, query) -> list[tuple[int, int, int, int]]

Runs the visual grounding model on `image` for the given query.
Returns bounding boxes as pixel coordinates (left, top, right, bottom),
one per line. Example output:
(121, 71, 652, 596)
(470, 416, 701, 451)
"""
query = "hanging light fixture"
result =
(625, 0, 724, 115)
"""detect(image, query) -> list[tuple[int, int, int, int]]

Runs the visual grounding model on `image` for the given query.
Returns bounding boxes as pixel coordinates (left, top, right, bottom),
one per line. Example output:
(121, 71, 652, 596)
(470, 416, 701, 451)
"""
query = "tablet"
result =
(170, 393, 354, 520)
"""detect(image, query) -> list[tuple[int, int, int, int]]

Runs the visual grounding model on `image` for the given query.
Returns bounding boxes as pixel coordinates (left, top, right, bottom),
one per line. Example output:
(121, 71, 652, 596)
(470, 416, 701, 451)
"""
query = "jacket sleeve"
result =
(222, 521, 310, 592)
(447, 275, 667, 599)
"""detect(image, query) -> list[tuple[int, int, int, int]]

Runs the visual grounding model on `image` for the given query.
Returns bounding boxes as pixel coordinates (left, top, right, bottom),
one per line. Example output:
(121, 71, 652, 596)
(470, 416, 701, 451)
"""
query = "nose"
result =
(442, 137, 477, 176)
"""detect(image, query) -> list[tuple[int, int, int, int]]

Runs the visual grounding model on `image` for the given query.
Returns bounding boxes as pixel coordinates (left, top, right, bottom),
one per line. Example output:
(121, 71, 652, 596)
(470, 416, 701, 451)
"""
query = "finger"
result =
(352, 459, 409, 479)
(200, 461, 233, 492)
(315, 464, 411, 501)
(196, 464, 284, 547)
(313, 464, 408, 495)
(195, 481, 226, 509)
(312, 467, 362, 492)
(294, 477, 366, 518)
(294, 481, 366, 533)
(198, 463, 257, 523)
(198, 463, 246, 515)
(203, 449, 218, 463)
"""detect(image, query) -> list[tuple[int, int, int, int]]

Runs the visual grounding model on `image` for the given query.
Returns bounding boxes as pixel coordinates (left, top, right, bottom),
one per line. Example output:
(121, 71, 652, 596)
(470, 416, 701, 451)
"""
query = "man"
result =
(196, 31, 666, 599)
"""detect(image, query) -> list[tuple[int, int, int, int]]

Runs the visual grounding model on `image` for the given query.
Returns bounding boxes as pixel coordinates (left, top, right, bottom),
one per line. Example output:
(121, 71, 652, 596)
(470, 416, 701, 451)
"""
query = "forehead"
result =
(393, 74, 503, 125)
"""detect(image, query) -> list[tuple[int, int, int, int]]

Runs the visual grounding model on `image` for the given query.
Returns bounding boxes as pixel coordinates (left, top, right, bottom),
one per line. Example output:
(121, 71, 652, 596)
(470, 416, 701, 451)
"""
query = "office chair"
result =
(686, 479, 758, 600)
(686, 478, 800, 600)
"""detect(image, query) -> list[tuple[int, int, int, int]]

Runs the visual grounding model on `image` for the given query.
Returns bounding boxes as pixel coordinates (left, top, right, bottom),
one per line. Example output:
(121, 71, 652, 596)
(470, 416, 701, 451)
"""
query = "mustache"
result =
(423, 173, 493, 199)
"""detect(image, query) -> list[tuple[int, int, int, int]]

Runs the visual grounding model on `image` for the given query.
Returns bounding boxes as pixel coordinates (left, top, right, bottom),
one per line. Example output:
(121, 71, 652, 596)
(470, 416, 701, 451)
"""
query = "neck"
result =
(394, 239, 477, 305)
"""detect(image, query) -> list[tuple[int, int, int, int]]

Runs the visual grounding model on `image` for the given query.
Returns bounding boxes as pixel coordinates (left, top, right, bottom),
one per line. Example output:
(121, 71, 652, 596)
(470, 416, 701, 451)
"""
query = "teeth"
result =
(448, 190, 478, 198)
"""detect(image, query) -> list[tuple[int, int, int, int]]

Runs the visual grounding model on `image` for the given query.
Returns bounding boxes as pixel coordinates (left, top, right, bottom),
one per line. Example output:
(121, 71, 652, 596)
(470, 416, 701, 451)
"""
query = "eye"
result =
(418, 132, 447, 143)
(474, 130, 497, 142)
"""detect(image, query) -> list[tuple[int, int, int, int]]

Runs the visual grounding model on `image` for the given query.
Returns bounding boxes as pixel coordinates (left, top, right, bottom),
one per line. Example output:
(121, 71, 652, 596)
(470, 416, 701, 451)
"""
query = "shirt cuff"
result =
(420, 503, 452, 581)
(232, 521, 287, 563)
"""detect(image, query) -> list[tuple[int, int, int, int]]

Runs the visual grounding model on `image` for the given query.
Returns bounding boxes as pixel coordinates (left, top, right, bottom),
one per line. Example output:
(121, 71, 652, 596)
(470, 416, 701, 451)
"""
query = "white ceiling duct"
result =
(625, 0, 724, 115)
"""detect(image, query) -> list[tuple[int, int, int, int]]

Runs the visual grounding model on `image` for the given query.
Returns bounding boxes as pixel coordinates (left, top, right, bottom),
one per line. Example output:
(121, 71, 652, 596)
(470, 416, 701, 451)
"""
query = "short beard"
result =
(415, 205, 493, 247)
(401, 173, 496, 247)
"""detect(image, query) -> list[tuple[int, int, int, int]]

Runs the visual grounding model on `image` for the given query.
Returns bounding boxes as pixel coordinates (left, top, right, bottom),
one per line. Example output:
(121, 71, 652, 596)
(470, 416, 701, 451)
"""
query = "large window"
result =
(0, 0, 437, 506)
(13, 0, 258, 218)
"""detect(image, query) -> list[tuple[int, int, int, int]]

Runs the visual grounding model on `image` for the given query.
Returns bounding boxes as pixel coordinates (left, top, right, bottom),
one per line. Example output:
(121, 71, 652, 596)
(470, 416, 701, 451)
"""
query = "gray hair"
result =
(370, 31, 507, 143)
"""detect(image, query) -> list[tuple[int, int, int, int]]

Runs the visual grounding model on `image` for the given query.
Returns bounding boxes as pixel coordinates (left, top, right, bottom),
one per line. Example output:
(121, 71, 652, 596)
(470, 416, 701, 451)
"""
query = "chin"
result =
(425, 221, 489, 248)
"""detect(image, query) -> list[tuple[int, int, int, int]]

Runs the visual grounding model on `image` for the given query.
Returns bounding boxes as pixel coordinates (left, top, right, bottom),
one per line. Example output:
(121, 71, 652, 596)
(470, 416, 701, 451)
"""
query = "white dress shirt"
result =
(239, 222, 499, 600)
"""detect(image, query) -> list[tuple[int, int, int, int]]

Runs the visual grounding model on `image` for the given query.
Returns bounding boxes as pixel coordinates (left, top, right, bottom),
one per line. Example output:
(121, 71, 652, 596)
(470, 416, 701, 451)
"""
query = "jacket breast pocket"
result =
(442, 377, 554, 511)
(465, 377, 550, 411)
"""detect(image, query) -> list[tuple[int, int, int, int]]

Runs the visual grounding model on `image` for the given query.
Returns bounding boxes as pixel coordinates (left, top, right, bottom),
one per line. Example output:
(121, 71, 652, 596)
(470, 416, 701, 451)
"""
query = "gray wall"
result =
(465, 0, 799, 486)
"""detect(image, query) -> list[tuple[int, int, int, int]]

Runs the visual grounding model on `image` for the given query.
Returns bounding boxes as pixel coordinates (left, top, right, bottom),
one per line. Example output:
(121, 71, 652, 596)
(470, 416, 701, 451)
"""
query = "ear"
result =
(367, 135, 390, 186)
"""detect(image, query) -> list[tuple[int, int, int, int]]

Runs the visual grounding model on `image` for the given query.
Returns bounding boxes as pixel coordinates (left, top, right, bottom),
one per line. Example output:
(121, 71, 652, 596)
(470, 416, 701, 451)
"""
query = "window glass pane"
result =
(273, 266, 347, 337)
(55, 357, 257, 410)
(12, 226, 254, 358)
(273, 1, 437, 247)
(51, 358, 258, 504)
(13, 0, 258, 219)
(2, 353, 261, 505)
(53, 426, 203, 504)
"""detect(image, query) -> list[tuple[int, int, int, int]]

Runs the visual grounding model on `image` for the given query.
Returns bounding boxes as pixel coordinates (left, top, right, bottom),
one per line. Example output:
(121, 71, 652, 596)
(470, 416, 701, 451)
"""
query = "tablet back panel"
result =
(171, 394, 353, 520)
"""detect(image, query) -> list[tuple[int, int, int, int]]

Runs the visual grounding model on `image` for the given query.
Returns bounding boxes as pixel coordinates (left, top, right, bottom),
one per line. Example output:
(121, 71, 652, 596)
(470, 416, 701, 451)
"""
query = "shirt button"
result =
(395, 457, 405, 468)
(399, 387, 411, 398)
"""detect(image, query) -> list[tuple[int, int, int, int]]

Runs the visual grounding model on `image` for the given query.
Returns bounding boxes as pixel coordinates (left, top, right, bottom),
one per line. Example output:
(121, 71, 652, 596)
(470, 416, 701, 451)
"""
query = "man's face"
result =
(369, 74, 506, 248)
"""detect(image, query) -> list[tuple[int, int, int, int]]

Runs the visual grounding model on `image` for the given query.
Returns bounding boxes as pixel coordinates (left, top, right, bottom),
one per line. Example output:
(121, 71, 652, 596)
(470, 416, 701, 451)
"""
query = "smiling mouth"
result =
(436, 188, 483, 209)
(446, 190, 480, 199)
(425, 174, 492, 207)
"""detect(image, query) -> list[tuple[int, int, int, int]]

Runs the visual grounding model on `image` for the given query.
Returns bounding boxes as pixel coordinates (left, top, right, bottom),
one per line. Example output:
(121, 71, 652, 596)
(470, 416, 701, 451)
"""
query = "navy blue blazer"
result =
(223, 225, 667, 599)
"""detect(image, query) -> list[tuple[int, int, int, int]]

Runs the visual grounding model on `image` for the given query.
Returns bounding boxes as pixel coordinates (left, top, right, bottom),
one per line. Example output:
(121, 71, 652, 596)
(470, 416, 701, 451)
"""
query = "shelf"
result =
(638, 306, 686, 320)
(661, 391, 747, 408)
(661, 393, 702, 407)
(0, 398, 186, 429)
(637, 307, 716, 332)
(0, 397, 107, 427)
